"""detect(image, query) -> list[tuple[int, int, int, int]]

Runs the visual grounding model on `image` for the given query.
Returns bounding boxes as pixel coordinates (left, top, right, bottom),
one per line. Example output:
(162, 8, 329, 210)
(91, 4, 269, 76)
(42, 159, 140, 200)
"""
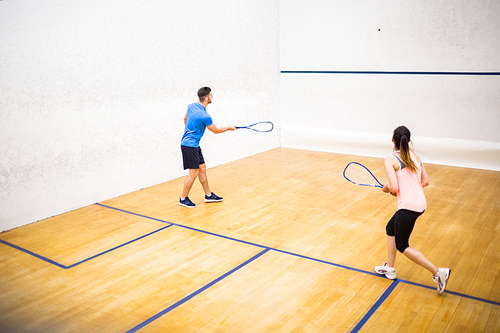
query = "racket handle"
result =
(235, 126, 241, 129)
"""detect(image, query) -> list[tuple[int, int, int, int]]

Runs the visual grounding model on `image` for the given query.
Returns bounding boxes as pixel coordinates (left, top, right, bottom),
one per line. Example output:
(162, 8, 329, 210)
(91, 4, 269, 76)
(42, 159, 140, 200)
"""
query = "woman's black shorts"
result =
(386, 209, 424, 253)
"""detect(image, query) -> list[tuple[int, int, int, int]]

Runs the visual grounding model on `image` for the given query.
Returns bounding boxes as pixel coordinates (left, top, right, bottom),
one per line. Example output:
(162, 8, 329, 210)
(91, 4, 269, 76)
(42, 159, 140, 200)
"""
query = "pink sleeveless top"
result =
(393, 151, 427, 213)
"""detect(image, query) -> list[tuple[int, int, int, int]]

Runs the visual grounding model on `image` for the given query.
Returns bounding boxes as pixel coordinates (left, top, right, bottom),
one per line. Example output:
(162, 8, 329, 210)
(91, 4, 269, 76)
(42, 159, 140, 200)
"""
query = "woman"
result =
(374, 126, 450, 294)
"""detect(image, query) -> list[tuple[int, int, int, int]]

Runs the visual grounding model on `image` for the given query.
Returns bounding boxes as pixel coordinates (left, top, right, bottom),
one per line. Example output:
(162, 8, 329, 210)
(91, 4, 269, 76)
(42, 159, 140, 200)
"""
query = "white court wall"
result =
(0, 0, 280, 231)
(280, 0, 500, 170)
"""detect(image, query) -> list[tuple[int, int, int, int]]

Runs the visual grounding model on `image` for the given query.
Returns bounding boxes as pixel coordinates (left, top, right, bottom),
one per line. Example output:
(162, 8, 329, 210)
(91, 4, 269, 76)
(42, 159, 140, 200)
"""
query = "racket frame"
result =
(343, 162, 383, 188)
(235, 121, 273, 132)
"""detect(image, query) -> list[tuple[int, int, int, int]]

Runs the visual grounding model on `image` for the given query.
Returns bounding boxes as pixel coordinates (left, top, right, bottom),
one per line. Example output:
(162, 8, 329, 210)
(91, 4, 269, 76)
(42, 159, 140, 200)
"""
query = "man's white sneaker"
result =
(374, 263, 397, 280)
(433, 268, 451, 294)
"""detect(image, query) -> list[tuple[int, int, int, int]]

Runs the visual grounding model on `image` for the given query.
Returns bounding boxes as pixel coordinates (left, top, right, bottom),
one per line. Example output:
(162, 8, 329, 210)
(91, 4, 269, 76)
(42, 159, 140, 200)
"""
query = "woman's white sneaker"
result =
(374, 263, 397, 280)
(433, 268, 451, 294)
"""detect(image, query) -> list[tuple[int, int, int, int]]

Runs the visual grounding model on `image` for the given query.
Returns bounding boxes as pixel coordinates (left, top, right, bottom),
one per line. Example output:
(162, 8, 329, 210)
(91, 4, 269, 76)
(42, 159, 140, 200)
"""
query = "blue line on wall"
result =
(281, 70, 500, 76)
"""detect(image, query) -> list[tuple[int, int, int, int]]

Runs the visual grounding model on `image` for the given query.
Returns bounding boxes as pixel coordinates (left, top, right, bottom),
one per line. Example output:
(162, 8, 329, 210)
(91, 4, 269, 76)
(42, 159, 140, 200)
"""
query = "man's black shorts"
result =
(181, 145, 205, 170)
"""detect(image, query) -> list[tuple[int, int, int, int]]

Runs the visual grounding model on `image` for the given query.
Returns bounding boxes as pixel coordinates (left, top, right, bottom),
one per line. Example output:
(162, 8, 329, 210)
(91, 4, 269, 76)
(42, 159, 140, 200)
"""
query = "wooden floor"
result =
(1, 148, 499, 332)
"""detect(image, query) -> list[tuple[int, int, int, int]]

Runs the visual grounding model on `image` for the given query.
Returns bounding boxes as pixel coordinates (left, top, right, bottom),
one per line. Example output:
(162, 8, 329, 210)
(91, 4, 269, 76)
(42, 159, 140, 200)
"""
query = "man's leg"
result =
(181, 168, 199, 199)
(198, 163, 211, 196)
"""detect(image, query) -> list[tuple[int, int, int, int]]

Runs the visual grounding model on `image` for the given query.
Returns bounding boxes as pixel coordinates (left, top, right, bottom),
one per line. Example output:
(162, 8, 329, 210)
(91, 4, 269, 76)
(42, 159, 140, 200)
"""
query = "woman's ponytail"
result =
(393, 126, 417, 173)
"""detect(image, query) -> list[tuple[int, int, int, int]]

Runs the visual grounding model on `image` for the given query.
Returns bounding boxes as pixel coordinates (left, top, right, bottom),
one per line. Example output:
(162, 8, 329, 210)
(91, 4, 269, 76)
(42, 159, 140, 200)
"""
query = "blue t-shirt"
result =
(181, 103, 213, 147)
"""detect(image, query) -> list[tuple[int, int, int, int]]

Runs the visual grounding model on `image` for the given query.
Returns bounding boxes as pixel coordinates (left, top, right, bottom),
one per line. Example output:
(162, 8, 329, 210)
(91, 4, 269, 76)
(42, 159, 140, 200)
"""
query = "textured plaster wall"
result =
(0, 0, 280, 231)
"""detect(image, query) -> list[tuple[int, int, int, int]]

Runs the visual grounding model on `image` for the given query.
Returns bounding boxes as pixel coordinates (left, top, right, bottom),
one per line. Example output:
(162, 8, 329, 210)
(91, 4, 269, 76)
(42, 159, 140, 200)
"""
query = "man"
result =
(179, 87, 236, 208)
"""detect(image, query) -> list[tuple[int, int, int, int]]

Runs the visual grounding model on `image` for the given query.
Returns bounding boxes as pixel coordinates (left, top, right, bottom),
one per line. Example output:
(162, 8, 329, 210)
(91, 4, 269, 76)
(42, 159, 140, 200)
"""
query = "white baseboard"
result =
(281, 125, 500, 171)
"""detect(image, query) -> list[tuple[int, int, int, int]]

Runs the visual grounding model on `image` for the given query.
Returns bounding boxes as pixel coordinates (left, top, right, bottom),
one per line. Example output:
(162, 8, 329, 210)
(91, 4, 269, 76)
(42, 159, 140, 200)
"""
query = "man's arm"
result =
(207, 123, 236, 134)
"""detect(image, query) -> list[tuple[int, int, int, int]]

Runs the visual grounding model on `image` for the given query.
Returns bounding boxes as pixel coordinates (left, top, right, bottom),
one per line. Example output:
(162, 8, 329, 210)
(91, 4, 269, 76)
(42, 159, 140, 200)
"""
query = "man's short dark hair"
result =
(198, 87, 211, 101)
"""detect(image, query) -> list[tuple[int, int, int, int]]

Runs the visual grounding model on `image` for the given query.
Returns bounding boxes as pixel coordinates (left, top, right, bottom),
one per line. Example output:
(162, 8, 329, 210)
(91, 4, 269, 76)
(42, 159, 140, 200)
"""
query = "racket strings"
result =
(247, 121, 273, 132)
(344, 163, 380, 186)
(236, 121, 273, 132)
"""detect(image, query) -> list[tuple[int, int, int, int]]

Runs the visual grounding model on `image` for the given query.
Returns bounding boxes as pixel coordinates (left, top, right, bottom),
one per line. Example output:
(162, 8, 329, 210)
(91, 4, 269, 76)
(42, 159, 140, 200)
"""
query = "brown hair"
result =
(393, 126, 417, 173)
(197, 87, 211, 102)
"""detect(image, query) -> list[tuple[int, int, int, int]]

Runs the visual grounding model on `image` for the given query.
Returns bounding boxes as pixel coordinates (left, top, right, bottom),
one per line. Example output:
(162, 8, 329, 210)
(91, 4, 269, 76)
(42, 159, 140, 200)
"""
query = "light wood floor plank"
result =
(360, 283, 500, 332)
(1, 148, 498, 332)
(0, 204, 168, 266)
(139, 250, 392, 332)
(0, 227, 263, 332)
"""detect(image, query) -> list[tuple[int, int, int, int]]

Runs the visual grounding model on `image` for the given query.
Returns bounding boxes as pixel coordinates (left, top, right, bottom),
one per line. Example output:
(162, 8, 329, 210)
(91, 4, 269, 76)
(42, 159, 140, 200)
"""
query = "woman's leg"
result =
(387, 236, 397, 267)
(395, 210, 438, 275)
(403, 247, 438, 275)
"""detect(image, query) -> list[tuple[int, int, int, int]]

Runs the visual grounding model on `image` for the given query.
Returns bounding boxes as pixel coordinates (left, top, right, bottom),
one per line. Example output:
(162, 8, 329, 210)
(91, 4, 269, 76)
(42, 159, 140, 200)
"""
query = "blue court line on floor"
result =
(65, 224, 173, 269)
(351, 279, 400, 333)
(0, 225, 173, 269)
(96, 203, 500, 308)
(351, 279, 500, 332)
(399, 279, 500, 306)
(281, 70, 500, 76)
(96, 203, 379, 277)
(0, 238, 67, 269)
(125, 248, 271, 333)
(273, 248, 380, 278)
(95, 203, 270, 249)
